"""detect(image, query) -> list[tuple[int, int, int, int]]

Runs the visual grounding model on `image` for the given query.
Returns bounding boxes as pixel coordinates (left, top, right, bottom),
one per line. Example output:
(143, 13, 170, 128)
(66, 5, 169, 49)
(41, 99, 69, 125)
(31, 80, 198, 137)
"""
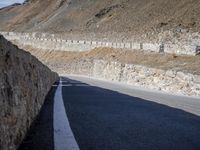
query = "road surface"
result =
(19, 75, 200, 150)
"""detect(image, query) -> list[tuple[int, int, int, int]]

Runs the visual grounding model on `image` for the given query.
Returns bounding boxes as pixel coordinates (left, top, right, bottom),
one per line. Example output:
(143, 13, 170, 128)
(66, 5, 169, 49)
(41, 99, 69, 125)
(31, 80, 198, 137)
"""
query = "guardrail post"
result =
(159, 43, 165, 53)
(196, 46, 200, 55)
(140, 43, 143, 49)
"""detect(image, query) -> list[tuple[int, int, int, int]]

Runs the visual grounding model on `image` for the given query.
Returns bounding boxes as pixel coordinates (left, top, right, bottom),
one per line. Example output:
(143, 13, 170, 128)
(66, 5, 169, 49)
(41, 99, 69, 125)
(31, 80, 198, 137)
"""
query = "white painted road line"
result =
(53, 79, 80, 150)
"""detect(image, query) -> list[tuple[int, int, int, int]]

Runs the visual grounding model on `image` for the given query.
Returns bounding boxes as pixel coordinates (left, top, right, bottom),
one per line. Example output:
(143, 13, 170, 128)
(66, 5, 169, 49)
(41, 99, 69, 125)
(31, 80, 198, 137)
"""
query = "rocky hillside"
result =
(0, 35, 58, 150)
(0, 0, 200, 41)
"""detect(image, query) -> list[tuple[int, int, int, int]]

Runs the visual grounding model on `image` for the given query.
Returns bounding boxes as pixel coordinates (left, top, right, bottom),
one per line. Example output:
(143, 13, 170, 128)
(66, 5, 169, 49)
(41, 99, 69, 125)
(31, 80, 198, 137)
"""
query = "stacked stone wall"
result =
(56, 59, 200, 97)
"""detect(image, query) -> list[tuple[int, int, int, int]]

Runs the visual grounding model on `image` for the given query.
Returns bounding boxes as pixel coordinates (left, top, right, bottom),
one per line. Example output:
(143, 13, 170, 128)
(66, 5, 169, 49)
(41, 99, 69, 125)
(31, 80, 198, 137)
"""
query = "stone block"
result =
(166, 70, 177, 78)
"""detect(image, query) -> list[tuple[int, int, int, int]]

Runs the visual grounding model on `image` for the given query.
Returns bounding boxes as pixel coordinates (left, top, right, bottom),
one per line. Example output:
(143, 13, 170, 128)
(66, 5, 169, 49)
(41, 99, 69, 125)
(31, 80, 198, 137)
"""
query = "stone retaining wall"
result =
(0, 32, 199, 55)
(56, 59, 200, 97)
(0, 35, 58, 150)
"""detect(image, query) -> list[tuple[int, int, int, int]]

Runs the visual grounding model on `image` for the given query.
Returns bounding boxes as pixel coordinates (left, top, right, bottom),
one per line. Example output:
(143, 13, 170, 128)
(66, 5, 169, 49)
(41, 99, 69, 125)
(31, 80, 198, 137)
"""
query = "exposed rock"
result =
(95, 4, 122, 19)
(194, 75, 200, 84)
(57, 59, 200, 97)
(183, 73, 194, 81)
(166, 70, 176, 78)
(0, 35, 58, 150)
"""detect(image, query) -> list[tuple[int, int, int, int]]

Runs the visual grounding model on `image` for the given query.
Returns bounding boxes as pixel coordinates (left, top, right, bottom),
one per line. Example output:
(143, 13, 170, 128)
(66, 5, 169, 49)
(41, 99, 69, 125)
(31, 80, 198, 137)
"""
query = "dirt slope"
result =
(0, 0, 200, 40)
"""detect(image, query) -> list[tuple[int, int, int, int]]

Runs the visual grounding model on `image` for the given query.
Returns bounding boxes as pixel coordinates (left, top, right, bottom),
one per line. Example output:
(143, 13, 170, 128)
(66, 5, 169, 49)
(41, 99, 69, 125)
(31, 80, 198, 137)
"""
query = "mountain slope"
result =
(0, 0, 200, 41)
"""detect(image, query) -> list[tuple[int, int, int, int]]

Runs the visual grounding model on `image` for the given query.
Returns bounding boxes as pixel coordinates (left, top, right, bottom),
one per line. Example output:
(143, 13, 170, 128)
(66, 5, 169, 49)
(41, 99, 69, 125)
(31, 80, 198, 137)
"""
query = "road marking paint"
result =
(53, 78, 80, 150)
(61, 84, 73, 87)
(52, 84, 89, 87)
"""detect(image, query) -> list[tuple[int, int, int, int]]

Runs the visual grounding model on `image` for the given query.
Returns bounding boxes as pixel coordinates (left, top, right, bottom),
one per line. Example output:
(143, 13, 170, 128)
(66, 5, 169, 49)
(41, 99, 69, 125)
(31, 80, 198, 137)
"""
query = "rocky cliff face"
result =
(0, 35, 58, 150)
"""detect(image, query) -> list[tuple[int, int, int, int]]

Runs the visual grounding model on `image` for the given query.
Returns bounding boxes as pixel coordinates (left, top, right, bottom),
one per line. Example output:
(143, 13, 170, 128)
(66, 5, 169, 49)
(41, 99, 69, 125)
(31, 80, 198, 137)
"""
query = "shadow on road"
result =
(62, 77, 200, 150)
(17, 77, 200, 150)
(18, 80, 59, 150)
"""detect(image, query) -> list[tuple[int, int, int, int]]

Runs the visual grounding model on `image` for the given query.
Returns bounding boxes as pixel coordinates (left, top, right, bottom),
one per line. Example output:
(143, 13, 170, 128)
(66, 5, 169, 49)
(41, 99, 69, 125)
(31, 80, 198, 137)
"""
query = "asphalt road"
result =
(19, 76, 200, 150)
